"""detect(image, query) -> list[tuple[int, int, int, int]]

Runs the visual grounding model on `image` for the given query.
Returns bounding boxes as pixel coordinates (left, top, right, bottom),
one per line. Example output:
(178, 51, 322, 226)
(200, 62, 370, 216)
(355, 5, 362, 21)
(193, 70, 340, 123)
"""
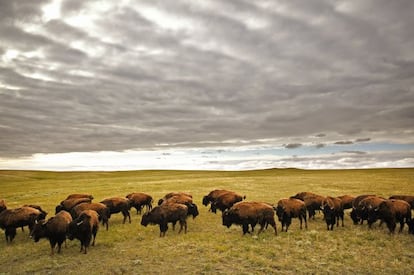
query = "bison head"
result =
(30, 220, 47, 242)
(202, 196, 210, 206)
(222, 210, 233, 228)
(141, 213, 150, 226)
(186, 203, 199, 219)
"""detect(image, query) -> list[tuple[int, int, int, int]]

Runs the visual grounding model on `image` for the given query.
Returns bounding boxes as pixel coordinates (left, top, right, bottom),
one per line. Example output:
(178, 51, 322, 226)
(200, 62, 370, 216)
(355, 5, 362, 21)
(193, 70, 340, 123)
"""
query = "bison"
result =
(71, 202, 111, 230)
(158, 192, 193, 206)
(55, 197, 92, 214)
(141, 203, 188, 237)
(0, 206, 46, 242)
(126, 192, 153, 214)
(337, 195, 355, 210)
(376, 199, 411, 234)
(275, 198, 307, 232)
(100, 197, 131, 224)
(389, 195, 414, 209)
(222, 201, 277, 235)
(357, 196, 386, 228)
(321, 197, 344, 230)
(290, 192, 324, 219)
(67, 209, 99, 254)
(202, 189, 232, 206)
(210, 192, 245, 213)
(350, 194, 376, 225)
(65, 194, 94, 200)
(30, 210, 72, 255)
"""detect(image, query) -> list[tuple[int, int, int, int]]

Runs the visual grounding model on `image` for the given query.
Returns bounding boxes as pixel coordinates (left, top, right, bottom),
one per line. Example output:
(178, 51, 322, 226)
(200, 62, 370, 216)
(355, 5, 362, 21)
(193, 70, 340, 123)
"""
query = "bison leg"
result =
(159, 223, 168, 237)
(178, 220, 187, 234)
(49, 240, 57, 255)
(242, 223, 250, 235)
(122, 210, 131, 224)
(5, 227, 16, 243)
(303, 213, 308, 229)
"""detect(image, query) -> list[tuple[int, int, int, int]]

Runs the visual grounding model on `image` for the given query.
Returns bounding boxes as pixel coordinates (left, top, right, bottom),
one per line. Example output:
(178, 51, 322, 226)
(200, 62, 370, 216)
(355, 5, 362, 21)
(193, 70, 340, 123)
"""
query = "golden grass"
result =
(1, 168, 414, 274)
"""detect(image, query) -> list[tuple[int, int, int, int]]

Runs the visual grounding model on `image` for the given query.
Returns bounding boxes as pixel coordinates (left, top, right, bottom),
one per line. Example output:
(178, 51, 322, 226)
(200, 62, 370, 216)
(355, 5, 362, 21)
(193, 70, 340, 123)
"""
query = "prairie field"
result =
(1, 168, 414, 274)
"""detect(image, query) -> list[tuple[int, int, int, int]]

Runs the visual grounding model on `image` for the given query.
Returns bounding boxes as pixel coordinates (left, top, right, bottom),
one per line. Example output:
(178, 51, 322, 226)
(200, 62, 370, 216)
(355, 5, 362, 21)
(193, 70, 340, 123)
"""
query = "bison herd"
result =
(0, 191, 414, 256)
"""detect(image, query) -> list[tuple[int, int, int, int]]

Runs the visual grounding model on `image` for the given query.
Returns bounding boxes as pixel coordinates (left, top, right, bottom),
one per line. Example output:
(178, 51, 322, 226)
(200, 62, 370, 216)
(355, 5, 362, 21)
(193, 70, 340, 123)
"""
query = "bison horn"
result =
(77, 220, 84, 226)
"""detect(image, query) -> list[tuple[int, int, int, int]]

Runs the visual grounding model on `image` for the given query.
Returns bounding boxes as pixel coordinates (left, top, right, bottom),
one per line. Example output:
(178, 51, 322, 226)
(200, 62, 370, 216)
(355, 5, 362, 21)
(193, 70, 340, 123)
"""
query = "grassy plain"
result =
(1, 168, 414, 274)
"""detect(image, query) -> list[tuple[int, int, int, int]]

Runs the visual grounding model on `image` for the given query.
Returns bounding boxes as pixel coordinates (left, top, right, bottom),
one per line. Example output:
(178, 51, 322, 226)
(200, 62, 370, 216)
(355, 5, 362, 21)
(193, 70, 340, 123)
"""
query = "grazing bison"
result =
(321, 197, 344, 230)
(65, 194, 94, 200)
(210, 192, 245, 213)
(357, 196, 386, 228)
(161, 197, 199, 220)
(337, 195, 355, 210)
(71, 202, 111, 230)
(275, 198, 307, 232)
(30, 210, 72, 255)
(0, 206, 45, 242)
(350, 194, 376, 225)
(389, 195, 414, 209)
(141, 203, 188, 237)
(290, 192, 324, 219)
(202, 189, 232, 206)
(126, 192, 153, 214)
(158, 192, 193, 206)
(67, 209, 99, 254)
(100, 197, 131, 224)
(222, 201, 277, 235)
(376, 199, 411, 234)
(55, 197, 92, 214)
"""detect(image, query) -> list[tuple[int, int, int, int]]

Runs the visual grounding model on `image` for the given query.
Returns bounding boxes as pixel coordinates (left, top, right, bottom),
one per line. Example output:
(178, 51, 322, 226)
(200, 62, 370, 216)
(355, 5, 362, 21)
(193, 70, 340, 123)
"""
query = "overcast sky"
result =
(0, 0, 413, 171)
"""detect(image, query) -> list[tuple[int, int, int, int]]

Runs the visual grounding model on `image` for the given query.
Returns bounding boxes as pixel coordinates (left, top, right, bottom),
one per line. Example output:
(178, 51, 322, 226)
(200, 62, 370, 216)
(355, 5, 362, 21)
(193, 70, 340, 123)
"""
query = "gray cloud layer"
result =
(1, 0, 413, 159)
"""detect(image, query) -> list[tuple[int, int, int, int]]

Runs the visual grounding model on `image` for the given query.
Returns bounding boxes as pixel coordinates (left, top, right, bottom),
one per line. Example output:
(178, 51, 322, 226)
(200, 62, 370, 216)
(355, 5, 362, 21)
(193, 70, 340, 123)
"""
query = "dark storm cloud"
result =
(0, 0, 413, 163)
(284, 143, 302, 149)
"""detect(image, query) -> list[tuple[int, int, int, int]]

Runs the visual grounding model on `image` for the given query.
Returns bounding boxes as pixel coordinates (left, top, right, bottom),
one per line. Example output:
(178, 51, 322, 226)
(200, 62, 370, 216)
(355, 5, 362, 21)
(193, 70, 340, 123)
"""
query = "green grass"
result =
(1, 168, 414, 274)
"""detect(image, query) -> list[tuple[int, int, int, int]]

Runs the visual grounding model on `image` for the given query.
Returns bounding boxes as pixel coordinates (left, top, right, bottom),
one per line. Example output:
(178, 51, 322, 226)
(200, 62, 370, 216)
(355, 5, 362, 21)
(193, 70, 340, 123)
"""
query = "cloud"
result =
(0, 0, 413, 170)
(334, 141, 354, 145)
(284, 143, 302, 149)
(355, 138, 371, 142)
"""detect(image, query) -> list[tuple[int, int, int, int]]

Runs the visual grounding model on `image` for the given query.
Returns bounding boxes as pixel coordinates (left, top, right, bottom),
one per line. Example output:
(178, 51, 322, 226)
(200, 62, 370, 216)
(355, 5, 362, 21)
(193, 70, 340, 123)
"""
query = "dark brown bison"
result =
(357, 196, 386, 228)
(71, 202, 111, 230)
(321, 196, 344, 230)
(126, 192, 153, 214)
(55, 197, 92, 214)
(30, 210, 72, 255)
(0, 199, 6, 213)
(65, 194, 94, 200)
(222, 201, 277, 235)
(389, 195, 414, 209)
(210, 192, 245, 213)
(202, 189, 232, 206)
(67, 209, 99, 254)
(275, 198, 307, 232)
(350, 194, 376, 224)
(290, 192, 324, 219)
(337, 195, 355, 210)
(376, 199, 411, 234)
(100, 197, 131, 224)
(141, 203, 188, 237)
(161, 197, 199, 219)
(0, 206, 46, 242)
(158, 192, 193, 206)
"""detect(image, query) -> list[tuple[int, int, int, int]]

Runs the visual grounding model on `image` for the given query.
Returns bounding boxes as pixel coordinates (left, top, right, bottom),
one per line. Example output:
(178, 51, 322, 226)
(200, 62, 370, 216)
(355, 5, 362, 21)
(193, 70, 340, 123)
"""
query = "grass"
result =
(1, 168, 414, 274)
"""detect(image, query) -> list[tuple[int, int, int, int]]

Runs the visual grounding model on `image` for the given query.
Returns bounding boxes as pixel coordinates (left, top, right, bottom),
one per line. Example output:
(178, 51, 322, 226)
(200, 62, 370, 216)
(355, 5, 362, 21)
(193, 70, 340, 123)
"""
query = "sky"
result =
(0, 0, 413, 171)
